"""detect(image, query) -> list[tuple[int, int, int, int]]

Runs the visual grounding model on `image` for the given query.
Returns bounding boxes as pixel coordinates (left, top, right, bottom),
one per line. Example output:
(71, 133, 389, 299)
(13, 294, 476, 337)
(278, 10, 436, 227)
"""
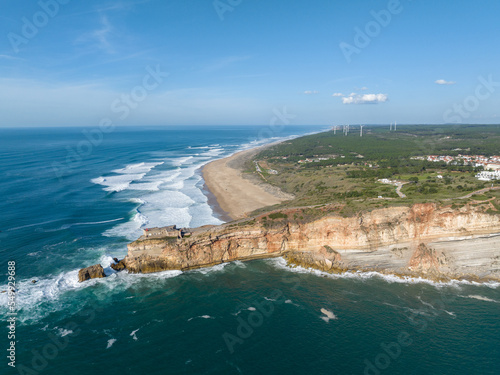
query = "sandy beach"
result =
(202, 145, 293, 220)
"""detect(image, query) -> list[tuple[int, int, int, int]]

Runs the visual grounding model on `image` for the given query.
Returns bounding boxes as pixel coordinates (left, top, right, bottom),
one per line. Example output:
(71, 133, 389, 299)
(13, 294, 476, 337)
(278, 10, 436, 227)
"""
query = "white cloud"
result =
(0, 54, 23, 61)
(331, 93, 343, 97)
(93, 15, 114, 53)
(342, 93, 388, 105)
(435, 79, 455, 85)
(75, 14, 115, 54)
(304, 90, 319, 95)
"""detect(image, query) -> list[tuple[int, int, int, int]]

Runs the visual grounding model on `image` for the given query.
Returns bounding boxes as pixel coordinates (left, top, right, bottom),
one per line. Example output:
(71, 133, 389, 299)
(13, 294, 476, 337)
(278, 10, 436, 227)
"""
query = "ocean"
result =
(0, 125, 499, 375)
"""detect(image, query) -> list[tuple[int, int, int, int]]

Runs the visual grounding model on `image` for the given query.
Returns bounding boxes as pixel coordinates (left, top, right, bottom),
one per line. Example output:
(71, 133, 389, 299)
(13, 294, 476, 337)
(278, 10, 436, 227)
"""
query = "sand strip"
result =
(202, 146, 293, 220)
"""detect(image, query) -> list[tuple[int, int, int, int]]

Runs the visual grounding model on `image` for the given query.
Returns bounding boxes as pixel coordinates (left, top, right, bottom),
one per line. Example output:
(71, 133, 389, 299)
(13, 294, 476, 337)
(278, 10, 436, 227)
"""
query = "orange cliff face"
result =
(123, 204, 500, 281)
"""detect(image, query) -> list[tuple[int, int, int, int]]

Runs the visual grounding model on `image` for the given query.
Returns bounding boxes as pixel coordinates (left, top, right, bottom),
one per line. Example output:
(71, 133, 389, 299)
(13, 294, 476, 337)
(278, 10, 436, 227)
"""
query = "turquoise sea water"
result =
(0, 126, 499, 375)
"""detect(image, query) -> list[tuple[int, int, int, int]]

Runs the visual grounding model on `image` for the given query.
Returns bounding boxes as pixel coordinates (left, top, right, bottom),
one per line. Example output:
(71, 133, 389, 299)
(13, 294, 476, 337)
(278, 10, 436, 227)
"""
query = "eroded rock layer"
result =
(121, 204, 500, 281)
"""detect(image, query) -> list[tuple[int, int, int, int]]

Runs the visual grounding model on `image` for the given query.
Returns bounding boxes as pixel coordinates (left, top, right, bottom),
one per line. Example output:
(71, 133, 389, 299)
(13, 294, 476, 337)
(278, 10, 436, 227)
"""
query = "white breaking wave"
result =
(463, 295, 499, 303)
(171, 156, 194, 167)
(127, 169, 182, 192)
(232, 306, 258, 316)
(189, 262, 230, 275)
(0, 269, 84, 324)
(59, 218, 124, 230)
(201, 148, 224, 157)
(0, 255, 184, 325)
(267, 257, 500, 289)
(112, 162, 164, 174)
(106, 338, 117, 349)
(7, 219, 64, 232)
(103, 211, 148, 240)
(95, 132, 319, 241)
(91, 173, 146, 192)
(91, 162, 164, 192)
(126, 180, 164, 191)
(187, 315, 214, 321)
(139, 190, 195, 229)
(12, 132, 322, 325)
(130, 328, 140, 341)
(98, 148, 226, 240)
(57, 328, 74, 337)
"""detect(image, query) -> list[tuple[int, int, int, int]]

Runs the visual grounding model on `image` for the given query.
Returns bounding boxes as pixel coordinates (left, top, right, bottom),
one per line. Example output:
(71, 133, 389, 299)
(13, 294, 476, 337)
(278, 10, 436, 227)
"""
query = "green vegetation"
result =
(258, 124, 500, 161)
(268, 212, 288, 219)
(247, 124, 500, 218)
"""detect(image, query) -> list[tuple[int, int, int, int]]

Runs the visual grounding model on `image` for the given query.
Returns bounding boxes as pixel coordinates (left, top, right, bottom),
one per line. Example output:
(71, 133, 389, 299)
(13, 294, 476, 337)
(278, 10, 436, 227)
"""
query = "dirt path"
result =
(456, 186, 500, 200)
(395, 183, 407, 198)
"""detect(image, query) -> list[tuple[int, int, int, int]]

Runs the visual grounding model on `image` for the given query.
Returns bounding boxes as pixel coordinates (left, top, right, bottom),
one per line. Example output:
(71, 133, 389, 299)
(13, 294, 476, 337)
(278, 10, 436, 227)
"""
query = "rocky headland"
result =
(81, 203, 500, 282)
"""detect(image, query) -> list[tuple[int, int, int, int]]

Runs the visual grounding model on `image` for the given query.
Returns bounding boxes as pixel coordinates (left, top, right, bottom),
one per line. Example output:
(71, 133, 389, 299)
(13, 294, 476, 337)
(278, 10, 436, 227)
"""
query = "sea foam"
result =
(91, 173, 146, 192)
(112, 162, 164, 174)
(0, 263, 185, 325)
(99, 147, 225, 241)
(106, 338, 117, 349)
(267, 257, 500, 289)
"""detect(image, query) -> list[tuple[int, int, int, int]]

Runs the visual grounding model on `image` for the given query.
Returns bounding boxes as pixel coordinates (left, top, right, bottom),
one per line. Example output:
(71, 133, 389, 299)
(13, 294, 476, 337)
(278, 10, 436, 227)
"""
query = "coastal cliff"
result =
(120, 203, 500, 281)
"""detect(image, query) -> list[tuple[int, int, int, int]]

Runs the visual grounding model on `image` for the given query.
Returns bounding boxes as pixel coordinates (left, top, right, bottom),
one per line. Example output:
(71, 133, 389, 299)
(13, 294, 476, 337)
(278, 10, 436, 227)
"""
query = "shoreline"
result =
(202, 143, 293, 220)
(201, 181, 233, 222)
(117, 203, 500, 283)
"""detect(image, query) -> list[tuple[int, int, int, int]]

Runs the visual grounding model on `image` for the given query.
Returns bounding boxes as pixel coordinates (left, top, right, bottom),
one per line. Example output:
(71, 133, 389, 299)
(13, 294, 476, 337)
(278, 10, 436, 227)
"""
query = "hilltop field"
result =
(243, 124, 500, 220)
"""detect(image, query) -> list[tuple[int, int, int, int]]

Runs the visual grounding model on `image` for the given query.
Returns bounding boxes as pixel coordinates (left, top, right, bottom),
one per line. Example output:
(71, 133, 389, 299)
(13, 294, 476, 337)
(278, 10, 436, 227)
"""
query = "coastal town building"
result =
(486, 163, 500, 171)
(416, 154, 500, 170)
(298, 157, 332, 164)
(475, 171, 500, 181)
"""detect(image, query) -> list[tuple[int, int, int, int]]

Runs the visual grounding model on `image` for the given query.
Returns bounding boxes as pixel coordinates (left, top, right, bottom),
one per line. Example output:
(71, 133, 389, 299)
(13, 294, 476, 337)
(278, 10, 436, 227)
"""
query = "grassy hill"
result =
(246, 124, 500, 218)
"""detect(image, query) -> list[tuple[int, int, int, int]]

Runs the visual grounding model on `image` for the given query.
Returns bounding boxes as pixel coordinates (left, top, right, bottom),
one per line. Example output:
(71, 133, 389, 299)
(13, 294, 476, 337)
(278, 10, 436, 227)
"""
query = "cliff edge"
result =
(117, 203, 500, 282)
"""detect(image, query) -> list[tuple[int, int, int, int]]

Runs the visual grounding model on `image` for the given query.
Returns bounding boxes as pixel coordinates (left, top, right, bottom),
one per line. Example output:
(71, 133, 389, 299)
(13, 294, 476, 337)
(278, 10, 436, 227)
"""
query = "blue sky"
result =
(1, 0, 499, 127)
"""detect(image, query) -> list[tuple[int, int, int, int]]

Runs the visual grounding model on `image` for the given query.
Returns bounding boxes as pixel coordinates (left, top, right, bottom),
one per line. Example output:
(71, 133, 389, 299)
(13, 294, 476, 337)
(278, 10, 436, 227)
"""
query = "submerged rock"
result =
(78, 264, 106, 282)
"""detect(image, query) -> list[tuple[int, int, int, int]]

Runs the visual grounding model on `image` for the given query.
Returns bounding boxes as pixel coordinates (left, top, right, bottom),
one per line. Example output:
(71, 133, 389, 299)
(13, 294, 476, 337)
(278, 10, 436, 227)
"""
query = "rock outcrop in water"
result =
(78, 203, 500, 282)
(111, 258, 126, 271)
(78, 264, 106, 282)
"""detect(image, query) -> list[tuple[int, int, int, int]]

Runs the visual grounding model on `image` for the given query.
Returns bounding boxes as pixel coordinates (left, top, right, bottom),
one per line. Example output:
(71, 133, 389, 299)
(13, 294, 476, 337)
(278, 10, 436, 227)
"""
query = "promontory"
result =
(80, 125, 500, 282)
